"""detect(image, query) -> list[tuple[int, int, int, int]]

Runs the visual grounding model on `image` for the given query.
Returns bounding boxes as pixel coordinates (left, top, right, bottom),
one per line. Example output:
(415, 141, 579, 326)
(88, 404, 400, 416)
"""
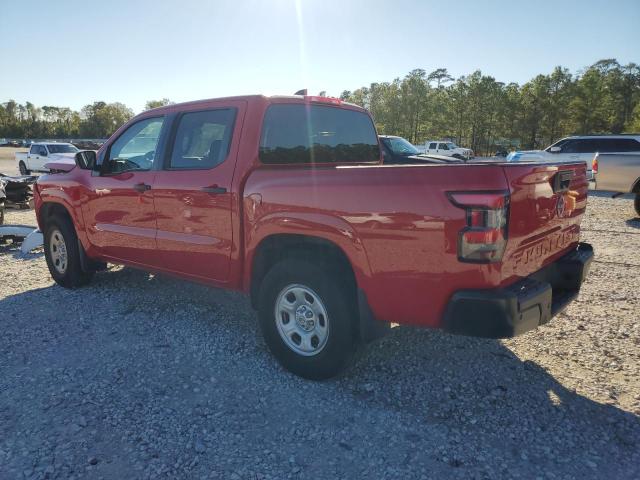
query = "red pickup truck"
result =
(34, 95, 593, 379)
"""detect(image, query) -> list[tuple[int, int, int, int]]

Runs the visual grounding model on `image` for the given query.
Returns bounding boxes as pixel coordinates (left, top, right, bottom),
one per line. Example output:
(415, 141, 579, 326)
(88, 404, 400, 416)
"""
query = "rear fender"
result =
(243, 211, 372, 291)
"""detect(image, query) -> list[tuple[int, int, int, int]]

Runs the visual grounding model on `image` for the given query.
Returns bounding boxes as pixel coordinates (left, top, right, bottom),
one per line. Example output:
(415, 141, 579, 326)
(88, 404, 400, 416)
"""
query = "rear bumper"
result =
(443, 242, 593, 338)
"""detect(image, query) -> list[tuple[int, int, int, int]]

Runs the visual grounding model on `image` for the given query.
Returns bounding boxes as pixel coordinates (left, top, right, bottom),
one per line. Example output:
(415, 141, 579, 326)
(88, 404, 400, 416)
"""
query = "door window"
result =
(104, 117, 164, 174)
(559, 140, 579, 153)
(439, 143, 449, 150)
(29, 145, 38, 154)
(38, 146, 48, 156)
(599, 138, 640, 152)
(429, 142, 437, 149)
(168, 109, 236, 169)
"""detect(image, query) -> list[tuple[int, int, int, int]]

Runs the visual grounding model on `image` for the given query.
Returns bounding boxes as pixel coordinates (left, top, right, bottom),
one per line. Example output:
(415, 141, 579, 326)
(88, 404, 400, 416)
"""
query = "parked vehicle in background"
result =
(592, 152, 640, 215)
(507, 135, 640, 180)
(425, 140, 473, 160)
(0, 138, 8, 146)
(380, 135, 461, 164)
(495, 146, 509, 157)
(15, 142, 79, 174)
(34, 94, 592, 379)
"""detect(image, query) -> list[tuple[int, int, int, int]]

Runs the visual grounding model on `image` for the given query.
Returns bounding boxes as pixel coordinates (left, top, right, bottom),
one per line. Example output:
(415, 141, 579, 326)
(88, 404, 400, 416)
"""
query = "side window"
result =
(29, 145, 38, 155)
(429, 142, 437, 149)
(597, 139, 618, 153)
(168, 109, 236, 169)
(576, 139, 599, 153)
(439, 143, 449, 150)
(560, 140, 578, 153)
(39, 146, 48, 156)
(604, 138, 640, 152)
(104, 117, 164, 174)
(260, 104, 380, 164)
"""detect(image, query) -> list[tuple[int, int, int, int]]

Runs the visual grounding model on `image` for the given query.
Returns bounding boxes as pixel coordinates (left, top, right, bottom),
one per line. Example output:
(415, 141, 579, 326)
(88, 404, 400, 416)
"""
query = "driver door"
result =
(82, 116, 167, 267)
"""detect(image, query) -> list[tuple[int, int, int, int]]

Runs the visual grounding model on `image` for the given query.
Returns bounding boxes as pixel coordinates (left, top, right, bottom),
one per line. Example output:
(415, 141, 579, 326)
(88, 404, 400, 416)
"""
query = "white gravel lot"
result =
(0, 191, 639, 479)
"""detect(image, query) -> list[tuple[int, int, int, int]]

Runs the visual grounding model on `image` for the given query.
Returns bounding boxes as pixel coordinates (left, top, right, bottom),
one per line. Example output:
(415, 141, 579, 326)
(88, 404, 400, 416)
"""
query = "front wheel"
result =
(258, 259, 356, 380)
(19, 161, 30, 175)
(635, 194, 640, 217)
(44, 215, 94, 288)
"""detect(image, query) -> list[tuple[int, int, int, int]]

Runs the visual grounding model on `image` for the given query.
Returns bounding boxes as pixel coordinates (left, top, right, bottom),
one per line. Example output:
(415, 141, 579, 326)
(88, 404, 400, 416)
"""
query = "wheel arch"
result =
(248, 233, 363, 309)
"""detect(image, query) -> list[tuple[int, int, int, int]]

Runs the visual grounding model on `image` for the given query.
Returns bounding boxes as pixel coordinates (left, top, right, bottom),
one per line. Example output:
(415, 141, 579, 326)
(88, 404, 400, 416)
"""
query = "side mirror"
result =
(75, 150, 97, 170)
(549, 146, 562, 153)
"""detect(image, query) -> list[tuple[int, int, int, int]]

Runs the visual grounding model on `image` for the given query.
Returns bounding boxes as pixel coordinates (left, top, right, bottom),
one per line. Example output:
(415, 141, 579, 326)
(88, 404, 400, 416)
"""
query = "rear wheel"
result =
(635, 194, 640, 217)
(19, 161, 30, 175)
(44, 215, 94, 288)
(258, 259, 356, 380)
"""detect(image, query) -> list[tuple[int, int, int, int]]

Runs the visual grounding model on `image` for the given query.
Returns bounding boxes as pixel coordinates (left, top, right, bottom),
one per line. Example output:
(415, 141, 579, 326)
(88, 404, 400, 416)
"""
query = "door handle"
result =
(133, 183, 151, 193)
(201, 186, 227, 194)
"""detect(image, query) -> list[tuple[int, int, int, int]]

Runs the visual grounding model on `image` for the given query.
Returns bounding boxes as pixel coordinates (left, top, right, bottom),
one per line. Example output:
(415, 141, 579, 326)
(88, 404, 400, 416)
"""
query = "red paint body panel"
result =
(34, 95, 588, 330)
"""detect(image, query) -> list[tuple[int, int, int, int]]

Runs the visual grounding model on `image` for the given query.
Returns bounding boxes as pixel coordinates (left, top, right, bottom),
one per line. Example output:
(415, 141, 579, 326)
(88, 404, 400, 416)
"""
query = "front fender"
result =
(37, 186, 89, 249)
(243, 210, 372, 291)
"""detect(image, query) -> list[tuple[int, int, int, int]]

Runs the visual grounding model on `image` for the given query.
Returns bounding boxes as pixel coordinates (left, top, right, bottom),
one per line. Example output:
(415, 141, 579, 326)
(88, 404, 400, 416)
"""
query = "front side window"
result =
(439, 143, 449, 150)
(104, 117, 164, 174)
(39, 146, 48, 156)
(260, 104, 380, 164)
(29, 145, 38, 154)
(559, 140, 578, 153)
(169, 109, 236, 169)
(429, 142, 437, 149)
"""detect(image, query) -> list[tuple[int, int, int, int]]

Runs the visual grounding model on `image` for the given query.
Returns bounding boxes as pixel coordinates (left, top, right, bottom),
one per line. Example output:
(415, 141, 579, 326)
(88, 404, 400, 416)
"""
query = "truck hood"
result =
(507, 150, 546, 161)
(44, 153, 76, 172)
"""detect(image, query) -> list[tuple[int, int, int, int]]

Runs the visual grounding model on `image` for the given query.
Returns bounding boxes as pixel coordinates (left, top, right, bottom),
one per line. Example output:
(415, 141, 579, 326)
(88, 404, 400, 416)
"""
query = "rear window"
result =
(259, 104, 380, 164)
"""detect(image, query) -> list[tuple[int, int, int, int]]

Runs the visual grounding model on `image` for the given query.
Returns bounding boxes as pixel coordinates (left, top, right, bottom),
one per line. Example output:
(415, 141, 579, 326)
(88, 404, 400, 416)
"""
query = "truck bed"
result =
(243, 161, 588, 327)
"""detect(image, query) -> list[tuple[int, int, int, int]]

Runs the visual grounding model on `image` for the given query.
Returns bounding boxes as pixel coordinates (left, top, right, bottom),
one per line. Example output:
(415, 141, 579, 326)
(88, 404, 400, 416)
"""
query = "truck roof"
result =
(142, 94, 365, 116)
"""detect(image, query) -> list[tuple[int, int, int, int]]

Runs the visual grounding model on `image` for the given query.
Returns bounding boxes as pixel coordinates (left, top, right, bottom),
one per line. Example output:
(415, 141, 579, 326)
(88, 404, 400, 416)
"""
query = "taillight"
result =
(448, 191, 509, 263)
(592, 153, 598, 175)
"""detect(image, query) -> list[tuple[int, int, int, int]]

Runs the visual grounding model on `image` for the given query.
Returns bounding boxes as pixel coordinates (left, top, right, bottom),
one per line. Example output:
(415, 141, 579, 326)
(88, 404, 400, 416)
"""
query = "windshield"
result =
(47, 144, 79, 154)
(386, 137, 420, 155)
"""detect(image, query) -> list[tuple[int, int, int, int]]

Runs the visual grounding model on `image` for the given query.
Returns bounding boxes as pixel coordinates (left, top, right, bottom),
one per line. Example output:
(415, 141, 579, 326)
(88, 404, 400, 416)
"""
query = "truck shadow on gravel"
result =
(1, 266, 639, 478)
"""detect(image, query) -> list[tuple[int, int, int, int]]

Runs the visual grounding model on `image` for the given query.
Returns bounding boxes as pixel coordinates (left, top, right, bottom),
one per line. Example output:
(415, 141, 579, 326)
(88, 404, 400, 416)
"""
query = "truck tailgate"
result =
(500, 162, 588, 282)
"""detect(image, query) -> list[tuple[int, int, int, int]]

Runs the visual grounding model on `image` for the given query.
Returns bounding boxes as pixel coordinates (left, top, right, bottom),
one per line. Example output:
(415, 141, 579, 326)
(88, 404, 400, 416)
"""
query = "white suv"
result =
(507, 135, 640, 180)
(425, 141, 473, 160)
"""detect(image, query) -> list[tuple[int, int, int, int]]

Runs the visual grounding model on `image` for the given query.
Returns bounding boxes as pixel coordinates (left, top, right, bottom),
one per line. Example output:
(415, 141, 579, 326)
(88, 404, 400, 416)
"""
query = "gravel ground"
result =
(1, 193, 639, 480)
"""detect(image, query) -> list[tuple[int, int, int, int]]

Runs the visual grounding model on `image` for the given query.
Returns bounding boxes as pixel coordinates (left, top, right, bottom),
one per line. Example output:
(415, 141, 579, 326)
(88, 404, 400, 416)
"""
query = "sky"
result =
(1, 0, 639, 114)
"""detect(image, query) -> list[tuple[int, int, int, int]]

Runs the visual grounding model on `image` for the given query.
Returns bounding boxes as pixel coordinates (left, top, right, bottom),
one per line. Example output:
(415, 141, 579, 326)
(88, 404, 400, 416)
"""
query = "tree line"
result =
(340, 59, 640, 154)
(1, 60, 639, 153)
(0, 99, 172, 140)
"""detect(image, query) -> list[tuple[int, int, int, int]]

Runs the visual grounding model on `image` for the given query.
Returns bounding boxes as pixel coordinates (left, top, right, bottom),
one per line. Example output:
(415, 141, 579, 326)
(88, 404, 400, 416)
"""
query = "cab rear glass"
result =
(259, 104, 380, 164)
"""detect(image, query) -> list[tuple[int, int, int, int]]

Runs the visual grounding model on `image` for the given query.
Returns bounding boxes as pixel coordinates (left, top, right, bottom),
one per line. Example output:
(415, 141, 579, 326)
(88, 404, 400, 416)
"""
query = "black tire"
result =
(635, 194, 640, 217)
(258, 258, 356, 380)
(44, 215, 94, 288)
(19, 161, 30, 175)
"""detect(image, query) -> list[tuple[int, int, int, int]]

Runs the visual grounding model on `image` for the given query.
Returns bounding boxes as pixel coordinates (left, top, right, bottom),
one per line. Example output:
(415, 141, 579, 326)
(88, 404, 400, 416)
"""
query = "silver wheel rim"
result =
(49, 228, 68, 275)
(274, 284, 329, 356)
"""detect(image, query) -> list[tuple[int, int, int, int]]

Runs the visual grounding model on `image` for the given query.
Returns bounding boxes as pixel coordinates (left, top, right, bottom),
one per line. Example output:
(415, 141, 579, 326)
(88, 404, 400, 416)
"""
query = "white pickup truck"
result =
(15, 142, 79, 174)
(424, 140, 473, 160)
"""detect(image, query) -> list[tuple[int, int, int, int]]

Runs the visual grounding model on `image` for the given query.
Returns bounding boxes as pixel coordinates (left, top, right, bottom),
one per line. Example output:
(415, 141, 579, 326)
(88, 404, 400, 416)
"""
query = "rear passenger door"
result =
(152, 102, 245, 283)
